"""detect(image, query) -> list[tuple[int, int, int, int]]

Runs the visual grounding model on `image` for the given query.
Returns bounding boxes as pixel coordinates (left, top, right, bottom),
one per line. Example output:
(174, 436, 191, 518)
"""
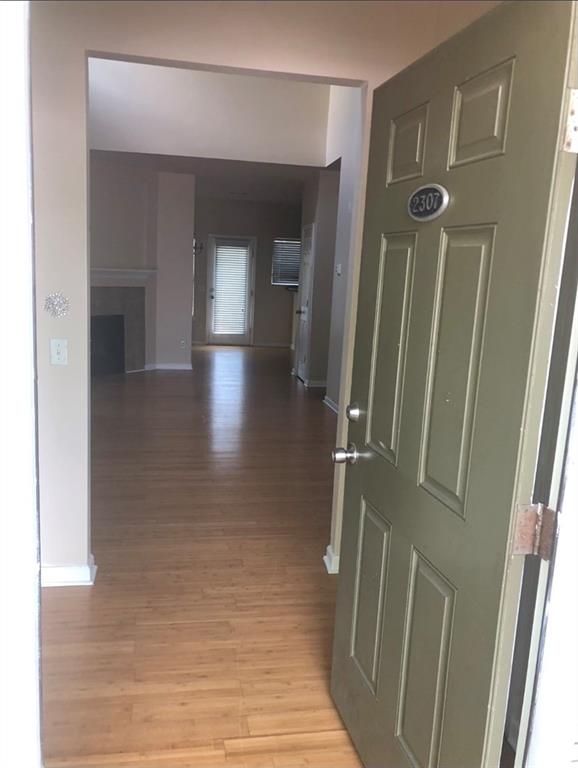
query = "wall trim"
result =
(41, 554, 98, 587)
(145, 363, 193, 371)
(323, 545, 339, 574)
(304, 379, 326, 389)
(323, 395, 339, 414)
(126, 367, 146, 374)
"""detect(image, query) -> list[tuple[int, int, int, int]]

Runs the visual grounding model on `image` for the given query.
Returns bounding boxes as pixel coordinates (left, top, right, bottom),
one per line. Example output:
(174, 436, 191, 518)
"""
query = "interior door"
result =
(331, 3, 576, 767)
(295, 224, 314, 381)
(208, 236, 254, 345)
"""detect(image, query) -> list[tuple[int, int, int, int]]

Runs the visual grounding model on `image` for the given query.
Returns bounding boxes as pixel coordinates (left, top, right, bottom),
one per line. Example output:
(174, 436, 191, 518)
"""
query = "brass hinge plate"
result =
(513, 503, 558, 560)
(563, 89, 578, 153)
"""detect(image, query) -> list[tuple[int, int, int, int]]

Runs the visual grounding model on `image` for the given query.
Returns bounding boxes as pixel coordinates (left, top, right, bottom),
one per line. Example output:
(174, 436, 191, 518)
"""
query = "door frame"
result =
(206, 234, 256, 347)
(294, 222, 316, 383)
(504, 157, 578, 765)
(524, 361, 578, 767)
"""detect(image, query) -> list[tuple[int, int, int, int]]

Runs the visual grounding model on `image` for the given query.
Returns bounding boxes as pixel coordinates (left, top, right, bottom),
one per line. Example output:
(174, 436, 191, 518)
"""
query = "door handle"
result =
(345, 402, 361, 422)
(332, 443, 358, 465)
(296, 309, 304, 315)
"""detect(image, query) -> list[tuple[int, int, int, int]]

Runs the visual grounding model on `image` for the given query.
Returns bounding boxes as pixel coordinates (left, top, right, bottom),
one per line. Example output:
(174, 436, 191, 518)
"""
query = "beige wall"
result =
(89, 58, 330, 166)
(90, 155, 157, 270)
(324, 85, 365, 406)
(155, 172, 196, 367)
(30, 0, 498, 571)
(193, 197, 301, 347)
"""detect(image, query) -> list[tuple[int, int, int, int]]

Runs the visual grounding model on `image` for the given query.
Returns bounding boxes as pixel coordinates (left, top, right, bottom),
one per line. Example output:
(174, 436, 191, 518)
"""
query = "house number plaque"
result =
(408, 184, 449, 222)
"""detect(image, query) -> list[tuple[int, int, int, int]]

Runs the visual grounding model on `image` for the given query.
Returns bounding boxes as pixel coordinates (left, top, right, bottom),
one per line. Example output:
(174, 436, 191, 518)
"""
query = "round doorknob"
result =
(332, 443, 358, 465)
(346, 402, 361, 422)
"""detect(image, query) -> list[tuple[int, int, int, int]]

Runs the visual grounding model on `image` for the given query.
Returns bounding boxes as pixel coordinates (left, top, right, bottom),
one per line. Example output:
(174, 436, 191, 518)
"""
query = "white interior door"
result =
(208, 236, 255, 346)
(295, 224, 314, 381)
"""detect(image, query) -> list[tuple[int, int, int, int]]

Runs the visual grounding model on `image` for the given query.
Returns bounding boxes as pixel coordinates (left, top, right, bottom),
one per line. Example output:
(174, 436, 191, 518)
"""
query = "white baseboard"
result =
(41, 554, 98, 587)
(304, 379, 326, 389)
(126, 368, 146, 374)
(145, 363, 193, 371)
(323, 545, 340, 574)
(323, 396, 338, 414)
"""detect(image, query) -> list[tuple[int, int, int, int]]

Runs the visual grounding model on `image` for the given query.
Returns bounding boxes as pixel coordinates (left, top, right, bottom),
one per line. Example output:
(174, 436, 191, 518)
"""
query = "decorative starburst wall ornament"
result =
(44, 292, 70, 319)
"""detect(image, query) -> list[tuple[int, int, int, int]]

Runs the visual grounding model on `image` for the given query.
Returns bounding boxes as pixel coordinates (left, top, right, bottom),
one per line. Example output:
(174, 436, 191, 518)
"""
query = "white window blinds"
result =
(213, 240, 250, 335)
(271, 238, 301, 287)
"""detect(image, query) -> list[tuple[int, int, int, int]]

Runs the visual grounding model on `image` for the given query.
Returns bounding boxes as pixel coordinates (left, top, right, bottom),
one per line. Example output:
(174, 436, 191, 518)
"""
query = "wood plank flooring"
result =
(41, 347, 362, 767)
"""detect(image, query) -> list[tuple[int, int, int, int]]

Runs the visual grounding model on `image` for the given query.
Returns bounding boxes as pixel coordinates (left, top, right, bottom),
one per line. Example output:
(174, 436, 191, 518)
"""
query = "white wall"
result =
(155, 172, 195, 368)
(89, 58, 330, 167)
(30, 0, 497, 574)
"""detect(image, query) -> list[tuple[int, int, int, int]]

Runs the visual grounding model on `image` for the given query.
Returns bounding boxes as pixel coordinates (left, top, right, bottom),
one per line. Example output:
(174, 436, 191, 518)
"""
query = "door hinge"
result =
(563, 89, 578, 153)
(513, 503, 558, 560)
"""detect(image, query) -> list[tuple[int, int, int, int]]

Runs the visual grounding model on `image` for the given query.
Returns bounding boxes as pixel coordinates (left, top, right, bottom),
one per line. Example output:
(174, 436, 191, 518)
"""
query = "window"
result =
(271, 237, 301, 287)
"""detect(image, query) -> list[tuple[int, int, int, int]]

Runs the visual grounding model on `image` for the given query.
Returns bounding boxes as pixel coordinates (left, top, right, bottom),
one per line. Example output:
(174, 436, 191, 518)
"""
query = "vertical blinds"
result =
(271, 238, 301, 286)
(213, 240, 250, 335)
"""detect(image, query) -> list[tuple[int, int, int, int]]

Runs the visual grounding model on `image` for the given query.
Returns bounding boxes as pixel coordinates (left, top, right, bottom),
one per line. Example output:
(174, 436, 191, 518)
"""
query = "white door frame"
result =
(206, 234, 256, 346)
(522, 181, 578, 765)
(524, 372, 578, 767)
(295, 223, 315, 383)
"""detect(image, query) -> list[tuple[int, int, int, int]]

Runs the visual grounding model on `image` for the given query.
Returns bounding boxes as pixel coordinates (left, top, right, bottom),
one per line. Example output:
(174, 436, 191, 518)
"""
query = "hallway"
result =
(41, 348, 361, 767)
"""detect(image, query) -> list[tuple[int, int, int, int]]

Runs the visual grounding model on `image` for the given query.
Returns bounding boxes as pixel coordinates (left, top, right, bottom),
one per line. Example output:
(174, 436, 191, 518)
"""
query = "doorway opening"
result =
(40, 54, 364, 766)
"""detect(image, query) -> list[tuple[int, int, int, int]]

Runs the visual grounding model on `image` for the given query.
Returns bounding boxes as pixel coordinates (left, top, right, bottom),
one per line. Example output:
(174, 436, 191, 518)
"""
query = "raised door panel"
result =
(351, 498, 391, 695)
(387, 103, 429, 185)
(449, 58, 514, 168)
(367, 233, 416, 465)
(419, 226, 494, 518)
(396, 550, 456, 768)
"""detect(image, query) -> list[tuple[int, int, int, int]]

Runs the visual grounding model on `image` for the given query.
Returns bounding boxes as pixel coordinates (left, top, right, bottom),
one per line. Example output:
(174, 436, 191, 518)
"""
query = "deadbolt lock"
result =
(346, 402, 361, 422)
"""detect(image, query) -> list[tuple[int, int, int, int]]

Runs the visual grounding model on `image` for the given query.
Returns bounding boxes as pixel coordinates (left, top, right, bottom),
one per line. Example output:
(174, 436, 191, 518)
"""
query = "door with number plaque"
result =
(331, 3, 576, 766)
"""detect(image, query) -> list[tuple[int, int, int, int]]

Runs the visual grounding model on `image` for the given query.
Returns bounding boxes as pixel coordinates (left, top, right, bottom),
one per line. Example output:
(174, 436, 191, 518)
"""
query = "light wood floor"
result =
(41, 347, 362, 767)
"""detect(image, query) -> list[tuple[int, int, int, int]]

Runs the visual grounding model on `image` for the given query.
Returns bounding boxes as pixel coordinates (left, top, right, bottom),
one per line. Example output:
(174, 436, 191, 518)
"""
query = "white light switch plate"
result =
(50, 338, 68, 365)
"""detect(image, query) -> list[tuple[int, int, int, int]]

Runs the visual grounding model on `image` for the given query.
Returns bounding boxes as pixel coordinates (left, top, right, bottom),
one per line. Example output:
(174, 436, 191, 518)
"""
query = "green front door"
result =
(331, 2, 576, 766)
